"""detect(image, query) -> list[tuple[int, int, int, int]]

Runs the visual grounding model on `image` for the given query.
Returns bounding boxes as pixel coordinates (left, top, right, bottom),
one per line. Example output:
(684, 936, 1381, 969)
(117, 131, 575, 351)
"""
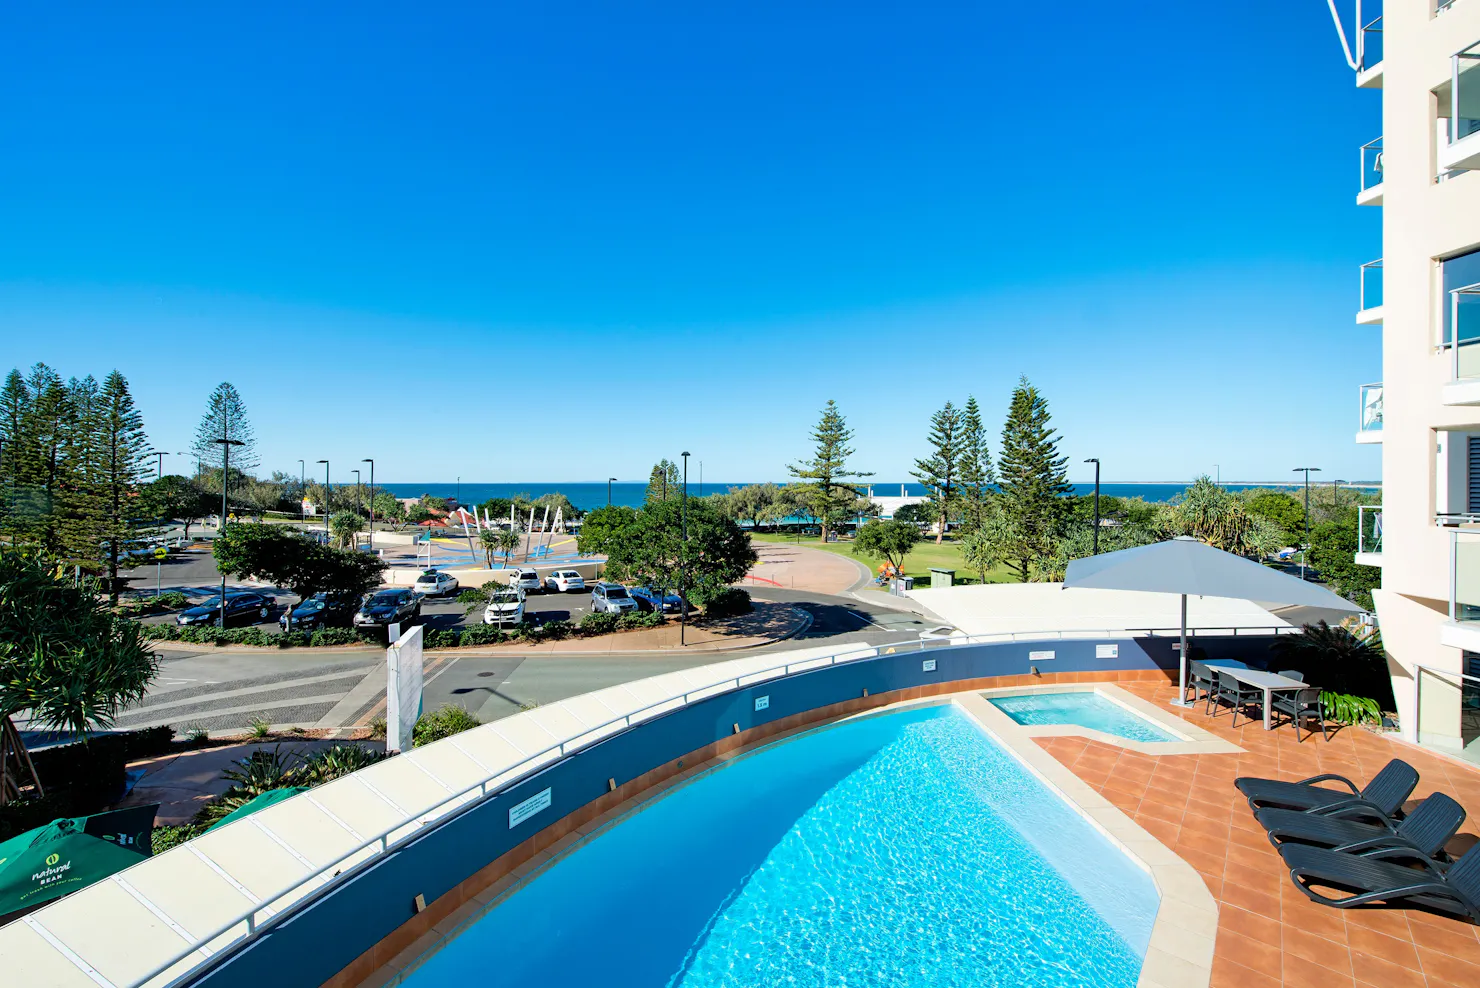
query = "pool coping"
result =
(977, 683, 1244, 756)
(378, 688, 1220, 988)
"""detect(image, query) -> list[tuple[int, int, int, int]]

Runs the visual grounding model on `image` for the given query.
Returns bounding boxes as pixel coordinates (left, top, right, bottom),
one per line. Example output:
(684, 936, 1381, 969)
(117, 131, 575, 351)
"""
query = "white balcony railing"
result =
(1358, 505, 1383, 555)
(1448, 285, 1480, 384)
(1359, 137, 1384, 203)
(1440, 41, 1480, 172)
(1358, 258, 1383, 323)
(1358, 382, 1383, 440)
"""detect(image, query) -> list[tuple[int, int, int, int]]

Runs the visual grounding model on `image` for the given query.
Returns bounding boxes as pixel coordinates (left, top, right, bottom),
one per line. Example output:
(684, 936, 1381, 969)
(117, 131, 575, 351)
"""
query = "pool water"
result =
(402, 704, 1159, 988)
(989, 692, 1180, 743)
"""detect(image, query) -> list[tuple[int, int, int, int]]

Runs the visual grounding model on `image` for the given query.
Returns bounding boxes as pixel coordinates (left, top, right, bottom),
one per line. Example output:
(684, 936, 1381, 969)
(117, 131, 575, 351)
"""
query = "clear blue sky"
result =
(0, 2, 1380, 484)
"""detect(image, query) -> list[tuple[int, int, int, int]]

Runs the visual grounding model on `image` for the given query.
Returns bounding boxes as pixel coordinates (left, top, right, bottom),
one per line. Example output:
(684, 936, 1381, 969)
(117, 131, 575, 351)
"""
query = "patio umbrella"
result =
(206, 787, 309, 831)
(0, 804, 157, 916)
(1063, 538, 1363, 705)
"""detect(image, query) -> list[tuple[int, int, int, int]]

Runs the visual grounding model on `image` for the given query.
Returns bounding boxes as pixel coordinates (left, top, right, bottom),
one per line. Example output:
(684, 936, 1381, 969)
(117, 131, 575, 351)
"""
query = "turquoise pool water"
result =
(989, 692, 1180, 743)
(402, 704, 1159, 988)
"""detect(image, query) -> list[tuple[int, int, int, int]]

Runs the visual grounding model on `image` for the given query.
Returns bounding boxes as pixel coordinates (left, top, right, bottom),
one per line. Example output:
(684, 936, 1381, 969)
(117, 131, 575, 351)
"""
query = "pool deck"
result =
(1037, 680, 1480, 988)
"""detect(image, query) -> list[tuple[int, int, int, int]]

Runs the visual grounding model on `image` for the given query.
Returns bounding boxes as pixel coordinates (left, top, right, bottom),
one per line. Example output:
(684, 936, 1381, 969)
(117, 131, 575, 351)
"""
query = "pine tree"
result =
(787, 400, 873, 542)
(57, 374, 104, 563)
(645, 459, 681, 506)
(956, 395, 995, 532)
(93, 373, 152, 600)
(997, 377, 1072, 581)
(13, 364, 70, 550)
(911, 401, 961, 545)
(0, 370, 29, 528)
(192, 382, 259, 478)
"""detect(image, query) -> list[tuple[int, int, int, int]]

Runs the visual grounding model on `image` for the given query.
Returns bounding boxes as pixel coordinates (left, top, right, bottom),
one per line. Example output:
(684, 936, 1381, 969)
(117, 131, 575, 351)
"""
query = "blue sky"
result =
(0, 2, 1380, 484)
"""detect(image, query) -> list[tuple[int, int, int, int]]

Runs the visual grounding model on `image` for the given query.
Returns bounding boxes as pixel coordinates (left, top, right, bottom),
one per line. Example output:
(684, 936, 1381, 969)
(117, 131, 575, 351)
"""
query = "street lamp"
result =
(1292, 467, 1322, 579)
(681, 452, 690, 646)
(352, 469, 362, 518)
(608, 477, 617, 507)
(1084, 458, 1101, 554)
(317, 460, 330, 538)
(363, 458, 375, 552)
(1332, 478, 1346, 509)
(211, 438, 245, 627)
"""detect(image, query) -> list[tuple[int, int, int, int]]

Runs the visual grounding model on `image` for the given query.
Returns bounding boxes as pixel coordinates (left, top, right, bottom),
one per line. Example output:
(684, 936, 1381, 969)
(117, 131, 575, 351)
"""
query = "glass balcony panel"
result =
(1416, 665, 1480, 766)
(1358, 505, 1382, 554)
(1360, 138, 1384, 191)
(1360, 259, 1382, 310)
(1457, 537, 1480, 621)
(1358, 383, 1383, 432)
(1359, 15, 1382, 71)
(1451, 48, 1480, 145)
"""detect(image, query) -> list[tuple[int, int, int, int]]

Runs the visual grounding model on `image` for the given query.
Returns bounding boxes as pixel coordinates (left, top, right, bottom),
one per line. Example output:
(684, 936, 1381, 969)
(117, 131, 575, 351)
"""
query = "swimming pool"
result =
(989, 691, 1180, 743)
(401, 704, 1159, 988)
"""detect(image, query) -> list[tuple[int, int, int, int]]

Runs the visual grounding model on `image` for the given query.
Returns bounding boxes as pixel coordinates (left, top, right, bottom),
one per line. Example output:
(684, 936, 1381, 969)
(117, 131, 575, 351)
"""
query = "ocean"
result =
(379, 481, 1378, 513)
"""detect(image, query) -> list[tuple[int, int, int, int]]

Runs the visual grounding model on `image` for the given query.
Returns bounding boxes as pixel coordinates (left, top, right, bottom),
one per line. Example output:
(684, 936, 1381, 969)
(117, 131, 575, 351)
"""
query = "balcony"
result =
(1357, 258, 1383, 324)
(1441, 284, 1480, 404)
(1357, 138, 1384, 205)
(1357, 382, 1383, 443)
(1438, 41, 1480, 173)
(1356, 12, 1383, 88)
(1442, 521, 1480, 655)
(1356, 505, 1383, 567)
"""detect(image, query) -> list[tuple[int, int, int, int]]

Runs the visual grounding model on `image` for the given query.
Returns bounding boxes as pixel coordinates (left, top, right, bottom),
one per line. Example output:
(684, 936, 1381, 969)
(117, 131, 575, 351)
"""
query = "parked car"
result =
(483, 586, 526, 627)
(354, 589, 421, 628)
(590, 582, 638, 614)
(414, 569, 459, 597)
(177, 591, 276, 627)
(545, 570, 585, 593)
(279, 592, 356, 632)
(630, 586, 684, 614)
(508, 569, 543, 594)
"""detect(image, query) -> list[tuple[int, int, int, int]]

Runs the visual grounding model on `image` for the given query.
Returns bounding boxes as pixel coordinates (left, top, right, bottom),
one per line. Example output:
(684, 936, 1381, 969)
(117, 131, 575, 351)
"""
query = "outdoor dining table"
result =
(1206, 663, 1309, 730)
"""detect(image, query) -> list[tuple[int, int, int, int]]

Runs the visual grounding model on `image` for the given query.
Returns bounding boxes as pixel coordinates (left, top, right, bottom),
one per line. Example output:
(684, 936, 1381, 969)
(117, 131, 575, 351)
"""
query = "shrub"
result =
(121, 726, 176, 760)
(300, 743, 386, 782)
(309, 627, 366, 647)
(246, 715, 273, 739)
(698, 587, 752, 619)
(367, 716, 387, 741)
(423, 628, 461, 649)
(1321, 692, 1384, 727)
(458, 625, 505, 647)
(412, 704, 481, 747)
(539, 619, 574, 639)
(152, 824, 204, 854)
(578, 612, 619, 635)
(617, 611, 663, 630)
(117, 592, 190, 617)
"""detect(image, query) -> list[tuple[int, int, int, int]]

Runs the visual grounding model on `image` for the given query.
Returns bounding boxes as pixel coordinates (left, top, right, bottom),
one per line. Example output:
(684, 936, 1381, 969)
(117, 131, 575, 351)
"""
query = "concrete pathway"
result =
(743, 540, 872, 595)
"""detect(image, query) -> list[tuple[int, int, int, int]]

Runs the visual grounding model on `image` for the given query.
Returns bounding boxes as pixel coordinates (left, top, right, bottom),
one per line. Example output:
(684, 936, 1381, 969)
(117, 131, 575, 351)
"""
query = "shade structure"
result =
(207, 787, 310, 831)
(0, 804, 156, 916)
(1063, 538, 1364, 704)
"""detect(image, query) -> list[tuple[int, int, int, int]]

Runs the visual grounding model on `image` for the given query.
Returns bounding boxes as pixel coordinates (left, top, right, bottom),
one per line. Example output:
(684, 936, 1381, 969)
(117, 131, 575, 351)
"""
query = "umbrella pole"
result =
(1170, 593, 1193, 708)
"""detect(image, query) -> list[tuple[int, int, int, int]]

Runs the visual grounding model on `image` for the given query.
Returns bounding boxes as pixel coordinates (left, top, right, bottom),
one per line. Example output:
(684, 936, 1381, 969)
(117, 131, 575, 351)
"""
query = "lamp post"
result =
(1332, 478, 1346, 510)
(352, 469, 362, 518)
(681, 452, 690, 646)
(211, 438, 245, 627)
(608, 477, 616, 507)
(1083, 458, 1101, 554)
(318, 460, 330, 539)
(363, 459, 375, 552)
(1292, 466, 1322, 579)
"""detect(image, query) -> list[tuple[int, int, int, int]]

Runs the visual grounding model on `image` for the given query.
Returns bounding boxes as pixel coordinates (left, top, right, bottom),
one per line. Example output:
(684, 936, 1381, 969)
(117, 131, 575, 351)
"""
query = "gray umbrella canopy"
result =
(1064, 537, 1362, 611)
(1063, 538, 1362, 705)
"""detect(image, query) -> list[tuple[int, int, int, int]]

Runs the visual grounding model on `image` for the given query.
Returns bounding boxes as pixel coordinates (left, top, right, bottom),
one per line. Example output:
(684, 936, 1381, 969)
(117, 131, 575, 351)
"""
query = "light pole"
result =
(1084, 458, 1101, 554)
(457, 476, 461, 506)
(211, 438, 245, 627)
(608, 477, 616, 507)
(352, 469, 362, 518)
(1292, 466, 1322, 579)
(318, 460, 330, 539)
(681, 452, 690, 646)
(1332, 478, 1346, 510)
(298, 460, 306, 523)
(363, 459, 375, 552)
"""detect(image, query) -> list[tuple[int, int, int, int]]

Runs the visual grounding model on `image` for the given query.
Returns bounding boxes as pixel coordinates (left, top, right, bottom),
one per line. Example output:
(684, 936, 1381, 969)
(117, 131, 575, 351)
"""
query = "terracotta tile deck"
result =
(1035, 680, 1480, 988)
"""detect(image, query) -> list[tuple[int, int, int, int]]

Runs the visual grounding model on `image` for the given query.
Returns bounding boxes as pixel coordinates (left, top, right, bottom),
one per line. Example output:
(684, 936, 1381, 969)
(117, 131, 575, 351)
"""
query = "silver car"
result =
(591, 583, 637, 614)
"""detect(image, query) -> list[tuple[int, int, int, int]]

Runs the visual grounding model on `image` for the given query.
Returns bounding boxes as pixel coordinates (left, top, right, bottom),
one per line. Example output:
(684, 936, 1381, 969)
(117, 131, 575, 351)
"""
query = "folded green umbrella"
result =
(0, 804, 157, 916)
(207, 787, 310, 831)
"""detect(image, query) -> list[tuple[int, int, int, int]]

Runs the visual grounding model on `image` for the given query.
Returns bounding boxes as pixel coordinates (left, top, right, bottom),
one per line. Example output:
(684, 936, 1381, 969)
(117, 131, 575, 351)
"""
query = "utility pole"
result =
(318, 460, 330, 540)
(1084, 458, 1101, 554)
(608, 477, 616, 507)
(681, 451, 690, 646)
(211, 438, 244, 627)
(1292, 466, 1322, 580)
(363, 459, 375, 552)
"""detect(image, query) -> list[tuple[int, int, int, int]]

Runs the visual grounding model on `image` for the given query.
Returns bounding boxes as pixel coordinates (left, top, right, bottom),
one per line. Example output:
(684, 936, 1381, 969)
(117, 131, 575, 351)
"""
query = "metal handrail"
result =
(1435, 512, 1480, 526)
(123, 621, 1294, 988)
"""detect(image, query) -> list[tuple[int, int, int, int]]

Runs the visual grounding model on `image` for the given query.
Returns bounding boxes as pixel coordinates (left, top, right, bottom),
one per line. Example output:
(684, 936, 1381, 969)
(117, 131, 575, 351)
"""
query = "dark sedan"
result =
(630, 586, 684, 614)
(177, 591, 276, 627)
(353, 589, 421, 629)
(279, 592, 357, 632)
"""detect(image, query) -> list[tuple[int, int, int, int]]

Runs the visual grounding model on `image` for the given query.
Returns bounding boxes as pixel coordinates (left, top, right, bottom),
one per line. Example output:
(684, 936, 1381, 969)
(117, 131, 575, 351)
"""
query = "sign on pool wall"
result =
(754, 695, 770, 712)
(1096, 644, 1119, 659)
(509, 788, 552, 829)
(1028, 650, 1054, 662)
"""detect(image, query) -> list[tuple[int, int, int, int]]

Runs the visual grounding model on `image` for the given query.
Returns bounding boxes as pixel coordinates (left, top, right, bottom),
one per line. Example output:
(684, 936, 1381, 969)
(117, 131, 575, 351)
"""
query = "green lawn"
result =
(749, 532, 1016, 586)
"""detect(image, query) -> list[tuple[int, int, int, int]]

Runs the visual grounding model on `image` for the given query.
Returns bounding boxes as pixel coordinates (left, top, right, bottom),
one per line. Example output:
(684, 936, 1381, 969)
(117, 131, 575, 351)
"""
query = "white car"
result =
(545, 569, 585, 593)
(483, 586, 526, 627)
(414, 569, 459, 597)
(507, 569, 542, 594)
(591, 582, 637, 614)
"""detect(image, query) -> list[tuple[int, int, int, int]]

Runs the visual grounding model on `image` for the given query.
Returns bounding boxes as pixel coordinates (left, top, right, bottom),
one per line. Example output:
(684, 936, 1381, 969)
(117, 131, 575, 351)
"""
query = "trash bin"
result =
(891, 576, 915, 596)
(929, 567, 956, 588)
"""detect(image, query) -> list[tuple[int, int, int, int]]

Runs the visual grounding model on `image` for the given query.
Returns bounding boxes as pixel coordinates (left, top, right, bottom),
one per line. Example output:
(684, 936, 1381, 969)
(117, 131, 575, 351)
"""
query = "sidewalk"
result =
(743, 540, 871, 595)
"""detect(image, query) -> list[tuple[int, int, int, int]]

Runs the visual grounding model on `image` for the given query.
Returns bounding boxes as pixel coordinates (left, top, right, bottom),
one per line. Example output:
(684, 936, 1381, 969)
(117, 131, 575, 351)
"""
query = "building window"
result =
(1444, 247, 1480, 345)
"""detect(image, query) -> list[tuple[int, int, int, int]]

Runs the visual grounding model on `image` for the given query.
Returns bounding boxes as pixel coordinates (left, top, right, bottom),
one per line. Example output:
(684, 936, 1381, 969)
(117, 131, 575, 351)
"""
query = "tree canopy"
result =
(214, 524, 385, 601)
(911, 401, 961, 545)
(578, 500, 756, 605)
(191, 382, 259, 476)
(852, 519, 921, 575)
(992, 378, 1072, 580)
(787, 400, 872, 542)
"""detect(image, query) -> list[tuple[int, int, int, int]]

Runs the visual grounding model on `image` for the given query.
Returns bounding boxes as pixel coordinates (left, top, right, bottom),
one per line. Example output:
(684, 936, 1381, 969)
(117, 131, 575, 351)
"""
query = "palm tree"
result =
(479, 527, 501, 567)
(328, 511, 362, 550)
(496, 528, 521, 565)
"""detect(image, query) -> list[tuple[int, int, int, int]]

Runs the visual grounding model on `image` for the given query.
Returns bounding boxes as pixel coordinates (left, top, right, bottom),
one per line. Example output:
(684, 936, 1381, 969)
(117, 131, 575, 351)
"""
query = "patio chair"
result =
(1276, 669, 1306, 682)
(1256, 792, 1466, 860)
(1209, 669, 1262, 726)
(1279, 840, 1480, 923)
(1235, 758, 1418, 823)
(1272, 687, 1329, 742)
(1187, 660, 1216, 704)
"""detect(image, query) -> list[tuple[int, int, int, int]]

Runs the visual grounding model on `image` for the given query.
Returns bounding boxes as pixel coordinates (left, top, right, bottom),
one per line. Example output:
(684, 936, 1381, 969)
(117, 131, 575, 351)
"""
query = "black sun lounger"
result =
(1235, 759, 1418, 823)
(1256, 792, 1466, 859)
(1280, 840, 1480, 923)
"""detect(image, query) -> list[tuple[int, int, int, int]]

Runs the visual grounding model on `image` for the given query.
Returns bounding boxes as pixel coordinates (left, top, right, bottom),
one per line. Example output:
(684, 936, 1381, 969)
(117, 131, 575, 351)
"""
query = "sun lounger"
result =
(1280, 840, 1480, 923)
(1235, 759, 1417, 823)
(1256, 792, 1465, 858)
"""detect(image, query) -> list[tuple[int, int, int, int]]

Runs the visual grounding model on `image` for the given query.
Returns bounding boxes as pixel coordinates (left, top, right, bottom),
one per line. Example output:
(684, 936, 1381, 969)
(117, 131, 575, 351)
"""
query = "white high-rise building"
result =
(1333, 1, 1480, 761)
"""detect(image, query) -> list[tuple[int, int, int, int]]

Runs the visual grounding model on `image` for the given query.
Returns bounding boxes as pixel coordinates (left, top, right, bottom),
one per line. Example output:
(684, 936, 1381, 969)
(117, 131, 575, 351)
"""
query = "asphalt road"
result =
(90, 588, 930, 740)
